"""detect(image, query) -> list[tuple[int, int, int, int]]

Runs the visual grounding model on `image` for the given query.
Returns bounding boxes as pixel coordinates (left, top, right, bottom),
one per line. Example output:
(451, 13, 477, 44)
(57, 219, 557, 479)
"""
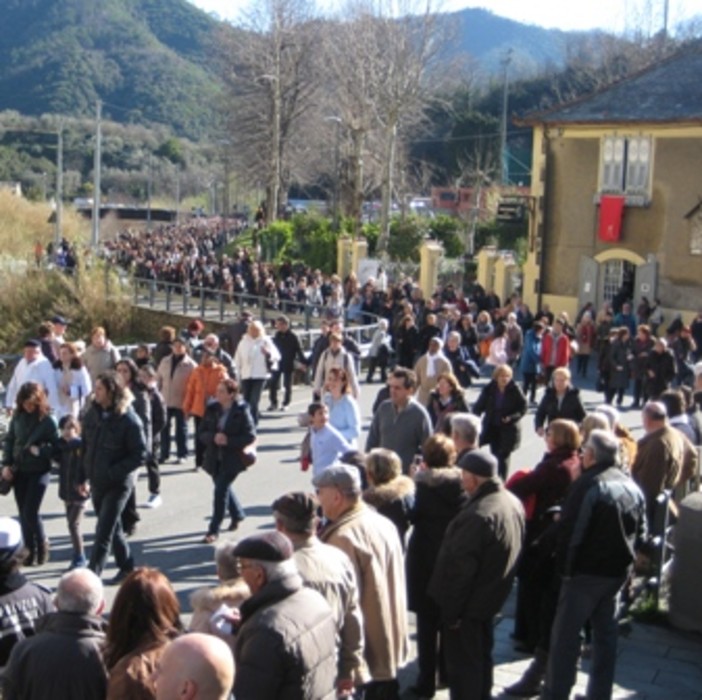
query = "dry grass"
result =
(0, 193, 133, 352)
(0, 190, 90, 263)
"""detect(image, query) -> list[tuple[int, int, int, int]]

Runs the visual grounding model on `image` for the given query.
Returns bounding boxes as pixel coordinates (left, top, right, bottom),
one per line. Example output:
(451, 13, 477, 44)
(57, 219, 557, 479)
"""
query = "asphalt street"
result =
(4, 371, 702, 698)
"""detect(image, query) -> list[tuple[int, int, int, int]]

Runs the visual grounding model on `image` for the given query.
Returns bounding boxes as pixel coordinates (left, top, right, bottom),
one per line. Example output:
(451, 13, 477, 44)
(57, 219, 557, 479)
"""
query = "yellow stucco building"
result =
(520, 41, 702, 324)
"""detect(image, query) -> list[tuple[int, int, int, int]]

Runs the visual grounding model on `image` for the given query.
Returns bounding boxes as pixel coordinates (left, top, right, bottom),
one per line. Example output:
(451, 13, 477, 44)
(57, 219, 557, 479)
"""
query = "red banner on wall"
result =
(598, 195, 626, 242)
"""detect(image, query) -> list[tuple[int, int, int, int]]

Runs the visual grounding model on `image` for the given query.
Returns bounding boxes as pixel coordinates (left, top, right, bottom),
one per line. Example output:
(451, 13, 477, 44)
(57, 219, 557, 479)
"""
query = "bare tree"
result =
(216, 0, 321, 223)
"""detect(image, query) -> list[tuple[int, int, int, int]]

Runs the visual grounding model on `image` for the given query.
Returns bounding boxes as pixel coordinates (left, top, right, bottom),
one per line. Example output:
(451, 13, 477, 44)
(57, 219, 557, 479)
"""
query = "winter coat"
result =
(3, 611, 107, 700)
(156, 353, 196, 410)
(632, 425, 697, 520)
(556, 460, 647, 579)
(56, 437, 88, 503)
(234, 573, 337, 700)
(0, 572, 54, 667)
(53, 360, 92, 420)
(188, 577, 250, 653)
(362, 475, 416, 547)
(519, 328, 542, 375)
(413, 353, 452, 407)
(81, 395, 146, 491)
(540, 331, 570, 369)
(575, 320, 596, 355)
(293, 539, 368, 685)
(505, 324, 523, 363)
(396, 324, 419, 369)
(272, 328, 305, 372)
(427, 389, 470, 431)
(608, 338, 632, 390)
(3, 411, 59, 476)
(182, 362, 228, 418)
(444, 345, 478, 388)
(428, 478, 524, 624)
(645, 349, 676, 399)
(406, 466, 466, 610)
(507, 447, 581, 542)
(320, 503, 409, 682)
(106, 642, 168, 700)
(234, 333, 281, 380)
(82, 342, 120, 385)
(534, 386, 586, 431)
(631, 337, 654, 379)
(473, 379, 527, 456)
(199, 399, 256, 478)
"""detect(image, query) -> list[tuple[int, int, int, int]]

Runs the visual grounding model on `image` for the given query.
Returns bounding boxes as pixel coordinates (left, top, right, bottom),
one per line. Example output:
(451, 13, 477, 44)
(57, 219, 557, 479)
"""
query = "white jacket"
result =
(234, 334, 281, 380)
(5, 355, 61, 413)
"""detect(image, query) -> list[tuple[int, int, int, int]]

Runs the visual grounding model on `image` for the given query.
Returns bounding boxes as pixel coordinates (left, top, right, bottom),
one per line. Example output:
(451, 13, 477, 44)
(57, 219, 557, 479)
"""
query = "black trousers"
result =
(269, 369, 293, 407)
(444, 617, 494, 700)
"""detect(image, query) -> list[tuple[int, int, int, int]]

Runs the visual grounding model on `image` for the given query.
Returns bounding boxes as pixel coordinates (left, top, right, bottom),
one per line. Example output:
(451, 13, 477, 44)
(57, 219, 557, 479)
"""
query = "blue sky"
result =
(189, 0, 699, 33)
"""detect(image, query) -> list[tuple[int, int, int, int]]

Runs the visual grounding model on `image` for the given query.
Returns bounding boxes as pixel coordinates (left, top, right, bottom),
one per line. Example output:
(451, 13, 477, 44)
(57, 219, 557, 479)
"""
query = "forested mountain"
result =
(0, 0, 223, 138)
(0, 0, 587, 139)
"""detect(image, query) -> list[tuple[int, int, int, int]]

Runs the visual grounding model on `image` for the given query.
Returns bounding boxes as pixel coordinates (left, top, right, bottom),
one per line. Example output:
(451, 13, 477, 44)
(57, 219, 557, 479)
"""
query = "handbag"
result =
(238, 444, 257, 469)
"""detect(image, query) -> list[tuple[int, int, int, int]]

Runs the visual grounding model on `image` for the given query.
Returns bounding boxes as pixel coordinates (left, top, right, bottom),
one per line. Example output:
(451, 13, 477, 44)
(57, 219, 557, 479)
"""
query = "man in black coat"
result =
(268, 316, 306, 411)
(3, 568, 107, 700)
(429, 451, 524, 700)
(541, 430, 647, 700)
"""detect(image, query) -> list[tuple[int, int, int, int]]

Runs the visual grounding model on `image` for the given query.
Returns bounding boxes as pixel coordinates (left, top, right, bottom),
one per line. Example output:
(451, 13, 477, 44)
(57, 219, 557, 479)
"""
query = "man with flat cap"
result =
(272, 492, 368, 695)
(429, 450, 524, 700)
(315, 465, 408, 700)
(231, 531, 337, 700)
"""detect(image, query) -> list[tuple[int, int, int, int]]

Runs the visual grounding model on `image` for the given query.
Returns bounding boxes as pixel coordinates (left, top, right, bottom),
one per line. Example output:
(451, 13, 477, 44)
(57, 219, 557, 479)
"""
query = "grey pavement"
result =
(3, 370, 702, 699)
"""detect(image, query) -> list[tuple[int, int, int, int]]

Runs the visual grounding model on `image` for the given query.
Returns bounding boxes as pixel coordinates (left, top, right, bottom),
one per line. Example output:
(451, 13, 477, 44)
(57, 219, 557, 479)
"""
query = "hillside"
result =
(0, 0, 222, 139)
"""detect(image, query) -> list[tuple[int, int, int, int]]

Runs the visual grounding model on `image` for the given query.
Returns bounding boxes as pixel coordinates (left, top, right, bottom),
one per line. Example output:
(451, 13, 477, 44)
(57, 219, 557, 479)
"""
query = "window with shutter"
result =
(599, 135, 652, 202)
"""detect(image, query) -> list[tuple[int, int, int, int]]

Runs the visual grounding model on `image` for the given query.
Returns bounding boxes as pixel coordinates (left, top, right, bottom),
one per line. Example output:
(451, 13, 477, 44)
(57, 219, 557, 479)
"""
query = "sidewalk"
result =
(397, 577, 702, 699)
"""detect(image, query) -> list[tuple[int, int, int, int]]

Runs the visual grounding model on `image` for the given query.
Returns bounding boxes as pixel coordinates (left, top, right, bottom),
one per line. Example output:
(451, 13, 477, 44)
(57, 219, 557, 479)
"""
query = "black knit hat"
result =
(232, 531, 293, 562)
(459, 450, 497, 478)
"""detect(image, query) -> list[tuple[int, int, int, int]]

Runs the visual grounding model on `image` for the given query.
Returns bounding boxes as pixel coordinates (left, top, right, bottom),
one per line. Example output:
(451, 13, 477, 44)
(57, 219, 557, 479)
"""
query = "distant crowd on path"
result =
(3, 234, 702, 699)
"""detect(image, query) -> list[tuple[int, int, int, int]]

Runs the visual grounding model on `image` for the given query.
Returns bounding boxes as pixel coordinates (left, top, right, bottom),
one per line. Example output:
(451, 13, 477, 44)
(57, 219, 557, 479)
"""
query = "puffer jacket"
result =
(234, 572, 337, 700)
(81, 393, 146, 490)
(3, 411, 59, 476)
(534, 386, 587, 431)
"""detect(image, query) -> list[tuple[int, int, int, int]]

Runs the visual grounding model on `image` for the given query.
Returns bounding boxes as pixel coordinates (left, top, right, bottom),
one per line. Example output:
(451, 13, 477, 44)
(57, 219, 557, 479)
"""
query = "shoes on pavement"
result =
(68, 555, 88, 570)
(202, 533, 218, 544)
(145, 493, 163, 509)
(280, 405, 288, 412)
(107, 568, 134, 586)
(267, 404, 278, 412)
(227, 519, 243, 532)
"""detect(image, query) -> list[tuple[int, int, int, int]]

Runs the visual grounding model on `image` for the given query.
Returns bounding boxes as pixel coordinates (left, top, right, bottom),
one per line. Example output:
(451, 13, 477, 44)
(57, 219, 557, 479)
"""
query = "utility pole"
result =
(92, 100, 102, 249)
(175, 166, 180, 226)
(147, 152, 153, 230)
(55, 123, 64, 251)
(499, 49, 513, 186)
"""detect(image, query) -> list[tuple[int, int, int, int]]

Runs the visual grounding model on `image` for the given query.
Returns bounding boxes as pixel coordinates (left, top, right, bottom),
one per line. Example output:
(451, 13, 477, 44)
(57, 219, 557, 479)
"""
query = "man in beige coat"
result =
(414, 337, 452, 407)
(315, 465, 408, 700)
(272, 491, 369, 696)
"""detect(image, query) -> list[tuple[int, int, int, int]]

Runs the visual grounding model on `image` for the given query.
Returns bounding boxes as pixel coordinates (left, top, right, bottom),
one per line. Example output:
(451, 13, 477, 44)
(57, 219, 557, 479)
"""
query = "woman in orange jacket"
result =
(182, 351, 228, 469)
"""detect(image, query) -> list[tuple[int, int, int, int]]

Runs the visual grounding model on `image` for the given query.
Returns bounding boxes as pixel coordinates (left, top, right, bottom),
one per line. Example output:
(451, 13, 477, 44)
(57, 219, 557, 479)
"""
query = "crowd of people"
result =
(2, 245, 702, 699)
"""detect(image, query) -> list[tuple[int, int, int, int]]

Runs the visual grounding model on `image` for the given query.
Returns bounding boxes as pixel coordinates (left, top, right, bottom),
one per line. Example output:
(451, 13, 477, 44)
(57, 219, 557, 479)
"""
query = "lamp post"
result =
(499, 49, 513, 186)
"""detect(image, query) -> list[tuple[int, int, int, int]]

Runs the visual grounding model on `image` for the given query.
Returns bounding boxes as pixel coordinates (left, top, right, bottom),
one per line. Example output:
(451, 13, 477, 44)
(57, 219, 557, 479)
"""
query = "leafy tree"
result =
(428, 215, 464, 257)
(388, 217, 426, 262)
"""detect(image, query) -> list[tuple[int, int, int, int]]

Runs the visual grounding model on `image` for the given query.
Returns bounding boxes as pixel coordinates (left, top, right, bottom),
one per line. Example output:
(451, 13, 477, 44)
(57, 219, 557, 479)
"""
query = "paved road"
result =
(3, 372, 702, 699)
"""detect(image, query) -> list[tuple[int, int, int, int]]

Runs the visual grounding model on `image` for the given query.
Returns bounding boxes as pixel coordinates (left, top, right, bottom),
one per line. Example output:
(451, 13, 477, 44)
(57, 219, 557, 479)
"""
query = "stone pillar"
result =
(337, 237, 353, 279)
(351, 238, 368, 277)
(670, 492, 702, 633)
(476, 246, 497, 291)
(420, 240, 443, 301)
(494, 258, 521, 303)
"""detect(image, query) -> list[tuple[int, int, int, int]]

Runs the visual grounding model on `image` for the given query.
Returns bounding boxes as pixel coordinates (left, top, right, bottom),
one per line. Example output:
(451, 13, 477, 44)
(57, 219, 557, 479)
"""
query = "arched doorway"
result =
(578, 250, 656, 313)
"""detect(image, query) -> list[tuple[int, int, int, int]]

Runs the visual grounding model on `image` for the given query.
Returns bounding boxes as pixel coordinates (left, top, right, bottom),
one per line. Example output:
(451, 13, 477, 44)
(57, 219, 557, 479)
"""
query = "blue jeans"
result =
(161, 408, 188, 461)
(542, 574, 625, 700)
(13, 471, 50, 553)
(208, 467, 246, 536)
(88, 476, 135, 576)
(241, 378, 265, 424)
